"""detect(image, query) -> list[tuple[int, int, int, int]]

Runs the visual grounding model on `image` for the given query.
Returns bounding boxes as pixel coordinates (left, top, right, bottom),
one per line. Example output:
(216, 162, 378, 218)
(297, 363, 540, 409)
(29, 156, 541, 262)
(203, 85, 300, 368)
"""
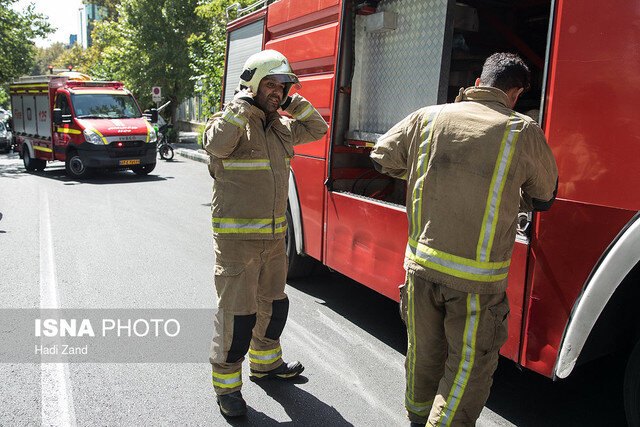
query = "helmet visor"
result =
(270, 73, 301, 90)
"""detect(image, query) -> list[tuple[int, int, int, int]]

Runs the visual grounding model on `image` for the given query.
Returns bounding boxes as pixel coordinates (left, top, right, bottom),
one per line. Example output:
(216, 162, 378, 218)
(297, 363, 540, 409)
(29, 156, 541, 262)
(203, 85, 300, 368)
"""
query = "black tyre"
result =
(22, 147, 36, 171)
(159, 144, 174, 160)
(65, 151, 91, 179)
(132, 162, 156, 176)
(625, 339, 640, 426)
(285, 208, 316, 279)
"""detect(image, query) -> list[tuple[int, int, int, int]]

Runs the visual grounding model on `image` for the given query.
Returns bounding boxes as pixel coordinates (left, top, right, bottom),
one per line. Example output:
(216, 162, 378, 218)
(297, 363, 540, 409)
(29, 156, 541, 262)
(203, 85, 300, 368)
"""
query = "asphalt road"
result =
(0, 152, 628, 426)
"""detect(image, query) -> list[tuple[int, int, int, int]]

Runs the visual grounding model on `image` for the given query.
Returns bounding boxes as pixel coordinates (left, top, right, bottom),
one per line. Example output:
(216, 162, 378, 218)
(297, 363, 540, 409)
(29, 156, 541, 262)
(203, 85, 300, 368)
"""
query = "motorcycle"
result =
(156, 123, 174, 160)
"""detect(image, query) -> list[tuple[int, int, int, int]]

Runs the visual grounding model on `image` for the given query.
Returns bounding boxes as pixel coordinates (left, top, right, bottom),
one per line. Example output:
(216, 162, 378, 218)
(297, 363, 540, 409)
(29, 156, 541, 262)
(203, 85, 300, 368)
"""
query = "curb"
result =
(175, 148, 209, 165)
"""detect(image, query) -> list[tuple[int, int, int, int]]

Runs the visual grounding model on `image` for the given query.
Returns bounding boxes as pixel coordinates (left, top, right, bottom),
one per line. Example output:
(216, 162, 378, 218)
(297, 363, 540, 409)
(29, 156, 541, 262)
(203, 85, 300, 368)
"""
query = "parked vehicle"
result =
(156, 123, 174, 160)
(9, 73, 158, 178)
(0, 121, 11, 153)
(222, 0, 640, 422)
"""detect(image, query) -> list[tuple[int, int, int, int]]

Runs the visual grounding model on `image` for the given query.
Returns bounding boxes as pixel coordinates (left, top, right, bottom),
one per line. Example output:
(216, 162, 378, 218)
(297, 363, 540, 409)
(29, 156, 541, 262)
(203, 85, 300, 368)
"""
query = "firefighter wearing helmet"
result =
(202, 49, 328, 418)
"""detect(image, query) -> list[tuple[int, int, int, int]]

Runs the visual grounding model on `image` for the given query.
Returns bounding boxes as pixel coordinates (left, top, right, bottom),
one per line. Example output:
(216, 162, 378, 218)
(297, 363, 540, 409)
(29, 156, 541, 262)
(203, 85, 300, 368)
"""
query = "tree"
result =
(90, 0, 212, 123)
(0, 0, 52, 83)
(190, 0, 253, 116)
(31, 42, 67, 75)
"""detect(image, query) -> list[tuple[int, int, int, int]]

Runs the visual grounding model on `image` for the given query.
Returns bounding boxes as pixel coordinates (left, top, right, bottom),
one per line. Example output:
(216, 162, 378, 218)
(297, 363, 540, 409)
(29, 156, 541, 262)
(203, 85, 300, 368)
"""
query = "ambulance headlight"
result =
(148, 127, 157, 144)
(83, 129, 104, 145)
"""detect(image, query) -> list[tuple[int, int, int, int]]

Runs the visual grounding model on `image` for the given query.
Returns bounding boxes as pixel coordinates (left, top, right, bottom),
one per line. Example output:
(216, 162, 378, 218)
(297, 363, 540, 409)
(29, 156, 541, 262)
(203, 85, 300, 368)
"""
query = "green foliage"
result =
(90, 0, 211, 122)
(196, 124, 205, 147)
(83, 0, 120, 20)
(31, 42, 67, 75)
(0, 0, 52, 83)
(0, 85, 9, 109)
(189, 0, 253, 117)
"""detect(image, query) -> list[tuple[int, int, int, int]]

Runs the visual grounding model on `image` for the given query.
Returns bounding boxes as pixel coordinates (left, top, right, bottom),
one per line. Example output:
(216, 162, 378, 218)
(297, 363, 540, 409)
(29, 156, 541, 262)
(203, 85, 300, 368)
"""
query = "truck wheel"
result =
(625, 339, 640, 426)
(22, 147, 36, 171)
(285, 208, 316, 279)
(132, 162, 156, 176)
(65, 152, 90, 178)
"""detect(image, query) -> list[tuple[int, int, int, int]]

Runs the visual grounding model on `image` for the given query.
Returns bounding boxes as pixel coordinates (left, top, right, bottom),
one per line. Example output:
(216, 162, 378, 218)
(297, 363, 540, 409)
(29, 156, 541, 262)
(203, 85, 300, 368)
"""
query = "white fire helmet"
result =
(237, 50, 300, 105)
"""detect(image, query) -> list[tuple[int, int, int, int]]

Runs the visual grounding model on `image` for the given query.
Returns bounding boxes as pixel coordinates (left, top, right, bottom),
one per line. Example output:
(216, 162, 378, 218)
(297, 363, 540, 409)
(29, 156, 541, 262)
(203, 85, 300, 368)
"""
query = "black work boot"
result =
(249, 360, 304, 380)
(216, 391, 247, 418)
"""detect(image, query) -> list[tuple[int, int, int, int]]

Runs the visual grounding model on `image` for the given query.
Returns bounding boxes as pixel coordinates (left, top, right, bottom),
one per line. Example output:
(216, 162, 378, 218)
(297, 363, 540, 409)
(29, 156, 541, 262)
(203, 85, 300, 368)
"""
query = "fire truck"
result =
(9, 74, 158, 178)
(220, 0, 640, 422)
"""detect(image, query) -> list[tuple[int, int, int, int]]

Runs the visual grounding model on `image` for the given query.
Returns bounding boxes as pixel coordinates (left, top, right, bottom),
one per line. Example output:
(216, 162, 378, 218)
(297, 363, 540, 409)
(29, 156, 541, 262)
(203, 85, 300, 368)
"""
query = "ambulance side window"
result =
(56, 94, 71, 116)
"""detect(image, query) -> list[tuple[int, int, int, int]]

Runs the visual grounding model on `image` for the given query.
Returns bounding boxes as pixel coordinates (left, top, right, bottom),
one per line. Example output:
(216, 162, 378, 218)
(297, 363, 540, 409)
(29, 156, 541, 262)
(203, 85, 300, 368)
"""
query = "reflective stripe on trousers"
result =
(436, 294, 480, 426)
(212, 370, 242, 389)
(248, 346, 283, 365)
(212, 217, 287, 235)
(405, 274, 433, 417)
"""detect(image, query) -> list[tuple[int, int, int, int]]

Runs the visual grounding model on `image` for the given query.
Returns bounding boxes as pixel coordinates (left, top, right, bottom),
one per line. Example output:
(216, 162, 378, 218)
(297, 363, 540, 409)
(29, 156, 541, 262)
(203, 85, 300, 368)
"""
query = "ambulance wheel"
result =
(285, 208, 315, 279)
(624, 339, 640, 426)
(132, 162, 156, 176)
(65, 152, 90, 178)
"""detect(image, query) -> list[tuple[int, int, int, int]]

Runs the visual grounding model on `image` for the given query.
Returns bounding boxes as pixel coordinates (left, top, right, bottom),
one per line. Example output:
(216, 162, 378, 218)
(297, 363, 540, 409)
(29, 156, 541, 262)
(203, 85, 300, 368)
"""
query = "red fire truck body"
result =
(9, 75, 157, 177)
(221, 0, 640, 419)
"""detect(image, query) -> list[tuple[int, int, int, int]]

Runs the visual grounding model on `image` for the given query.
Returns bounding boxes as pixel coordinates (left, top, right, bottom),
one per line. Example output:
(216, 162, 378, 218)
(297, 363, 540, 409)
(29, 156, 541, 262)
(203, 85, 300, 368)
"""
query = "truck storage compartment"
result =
(329, 0, 553, 207)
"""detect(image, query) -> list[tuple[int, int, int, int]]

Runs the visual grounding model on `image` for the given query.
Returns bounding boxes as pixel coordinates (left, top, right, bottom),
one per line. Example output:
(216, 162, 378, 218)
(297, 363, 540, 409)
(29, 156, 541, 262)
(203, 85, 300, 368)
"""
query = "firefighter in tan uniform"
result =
(371, 53, 558, 426)
(203, 50, 328, 417)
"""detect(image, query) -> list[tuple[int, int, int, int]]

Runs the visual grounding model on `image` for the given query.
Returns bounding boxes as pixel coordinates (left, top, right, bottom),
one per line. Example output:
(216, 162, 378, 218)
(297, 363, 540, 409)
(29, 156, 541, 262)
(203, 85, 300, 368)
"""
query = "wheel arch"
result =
(288, 170, 304, 256)
(20, 139, 34, 159)
(554, 212, 640, 379)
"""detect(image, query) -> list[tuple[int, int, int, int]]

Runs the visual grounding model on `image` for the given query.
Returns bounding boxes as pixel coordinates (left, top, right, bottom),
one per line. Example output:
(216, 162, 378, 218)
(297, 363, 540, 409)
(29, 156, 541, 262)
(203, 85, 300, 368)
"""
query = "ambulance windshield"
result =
(71, 93, 142, 119)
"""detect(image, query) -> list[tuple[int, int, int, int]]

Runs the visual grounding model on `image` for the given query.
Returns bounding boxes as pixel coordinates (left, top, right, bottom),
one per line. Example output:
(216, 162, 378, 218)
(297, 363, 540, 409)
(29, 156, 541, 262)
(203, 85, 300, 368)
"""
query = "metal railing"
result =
(225, 0, 280, 21)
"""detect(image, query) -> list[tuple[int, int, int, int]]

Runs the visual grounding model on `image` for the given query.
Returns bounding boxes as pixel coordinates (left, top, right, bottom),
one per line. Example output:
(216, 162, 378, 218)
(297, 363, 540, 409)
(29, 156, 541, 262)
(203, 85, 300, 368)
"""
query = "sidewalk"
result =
(175, 131, 208, 164)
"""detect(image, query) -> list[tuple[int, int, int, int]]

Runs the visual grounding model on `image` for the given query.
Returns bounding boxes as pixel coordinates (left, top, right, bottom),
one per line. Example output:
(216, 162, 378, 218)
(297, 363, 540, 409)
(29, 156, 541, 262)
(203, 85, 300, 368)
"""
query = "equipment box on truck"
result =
(9, 74, 158, 178)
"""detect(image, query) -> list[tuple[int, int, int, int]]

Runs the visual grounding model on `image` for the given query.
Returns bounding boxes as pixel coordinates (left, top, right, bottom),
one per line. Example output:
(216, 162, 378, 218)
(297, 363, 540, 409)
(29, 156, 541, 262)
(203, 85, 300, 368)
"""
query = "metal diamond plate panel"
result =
(349, 0, 450, 136)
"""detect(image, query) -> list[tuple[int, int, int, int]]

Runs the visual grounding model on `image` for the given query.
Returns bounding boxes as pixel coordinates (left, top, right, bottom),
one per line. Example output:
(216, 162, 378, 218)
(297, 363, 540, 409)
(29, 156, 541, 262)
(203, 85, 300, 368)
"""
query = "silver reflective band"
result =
(478, 116, 523, 261)
(294, 105, 313, 121)
(405, 397, 429, 414)
(212, 375, 241, 385)
(407, 242, 510, 277)
(213, 222, 272, 230)
(249, 350, 282, 361)
(222, 110, 246, 128)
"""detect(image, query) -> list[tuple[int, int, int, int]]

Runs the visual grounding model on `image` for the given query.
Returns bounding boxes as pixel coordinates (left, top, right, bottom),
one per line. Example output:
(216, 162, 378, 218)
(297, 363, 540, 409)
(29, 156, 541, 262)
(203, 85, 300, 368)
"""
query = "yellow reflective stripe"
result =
(144, 121, 153, 143)
(476, 114, 523, 262)
(212, 217, 287, 234)
(222, 110, 247, 128)
(410, 108, 442, 241)
(222, 159, 271, 170)
(406, 395, 432, 416)
(33, 146, 52, 153)
(293, 104, 314, 121)
(248, 347, 281, 356)
(406, 238, 510, 282)
(406, 275, 418, 409)
(56, 127, 82, 135)
(437, 294, 480, 426)
(77, 120, 108, 144)
(249, 347, 282, 364)
(212, 371, 242, 388)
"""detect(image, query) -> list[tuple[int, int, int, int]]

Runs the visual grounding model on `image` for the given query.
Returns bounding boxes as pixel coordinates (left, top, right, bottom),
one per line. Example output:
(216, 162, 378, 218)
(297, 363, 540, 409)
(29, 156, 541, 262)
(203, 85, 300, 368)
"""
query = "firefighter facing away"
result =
(203, 49, 328, 417)
(371, 53, 558, 426)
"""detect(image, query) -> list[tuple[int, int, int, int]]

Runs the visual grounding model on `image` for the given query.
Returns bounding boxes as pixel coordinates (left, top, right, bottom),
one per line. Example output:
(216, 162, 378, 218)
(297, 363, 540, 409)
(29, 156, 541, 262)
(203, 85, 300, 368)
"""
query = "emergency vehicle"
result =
(220, 0, 640, 422)
(9, 74, 158, 178)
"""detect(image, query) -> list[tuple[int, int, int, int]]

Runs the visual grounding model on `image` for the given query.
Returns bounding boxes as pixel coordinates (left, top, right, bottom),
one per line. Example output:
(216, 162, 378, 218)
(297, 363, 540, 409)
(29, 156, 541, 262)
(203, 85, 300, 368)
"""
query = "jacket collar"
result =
(250, 105, 282, 126)
(455, 86, 511, 108)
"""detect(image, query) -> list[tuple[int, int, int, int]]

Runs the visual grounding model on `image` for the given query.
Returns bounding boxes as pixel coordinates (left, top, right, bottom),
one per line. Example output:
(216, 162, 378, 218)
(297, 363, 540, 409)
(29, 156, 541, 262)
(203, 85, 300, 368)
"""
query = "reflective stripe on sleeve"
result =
(476, 114, 524, 262)
(248, 346, 282, 365)
(285, 158, 291, 168)
(212, 217, 287, 235)
(293, 104, 314, 121)
(222, 159, 271, 170)
(222, 110, 247, 128)
(212, 370, 242, 389)
(406, 238, 510, 282)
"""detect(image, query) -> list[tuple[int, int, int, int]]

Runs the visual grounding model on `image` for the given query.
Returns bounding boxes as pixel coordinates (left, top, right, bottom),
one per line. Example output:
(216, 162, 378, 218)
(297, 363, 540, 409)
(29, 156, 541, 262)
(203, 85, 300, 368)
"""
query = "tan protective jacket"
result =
(371, 87, 558, 293)
(203, 93, 328, 240)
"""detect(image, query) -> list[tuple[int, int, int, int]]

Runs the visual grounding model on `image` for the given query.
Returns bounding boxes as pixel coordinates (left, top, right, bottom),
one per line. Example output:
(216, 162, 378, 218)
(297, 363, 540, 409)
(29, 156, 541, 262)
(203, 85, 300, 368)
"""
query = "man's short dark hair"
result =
(480, 53, 531, 93)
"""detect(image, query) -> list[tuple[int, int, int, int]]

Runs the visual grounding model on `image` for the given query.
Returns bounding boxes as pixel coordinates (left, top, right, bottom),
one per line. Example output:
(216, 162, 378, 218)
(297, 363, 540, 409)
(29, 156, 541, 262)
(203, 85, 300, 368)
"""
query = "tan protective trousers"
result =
(209, 238, 289, 395)
(400, 273, 509, 426)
